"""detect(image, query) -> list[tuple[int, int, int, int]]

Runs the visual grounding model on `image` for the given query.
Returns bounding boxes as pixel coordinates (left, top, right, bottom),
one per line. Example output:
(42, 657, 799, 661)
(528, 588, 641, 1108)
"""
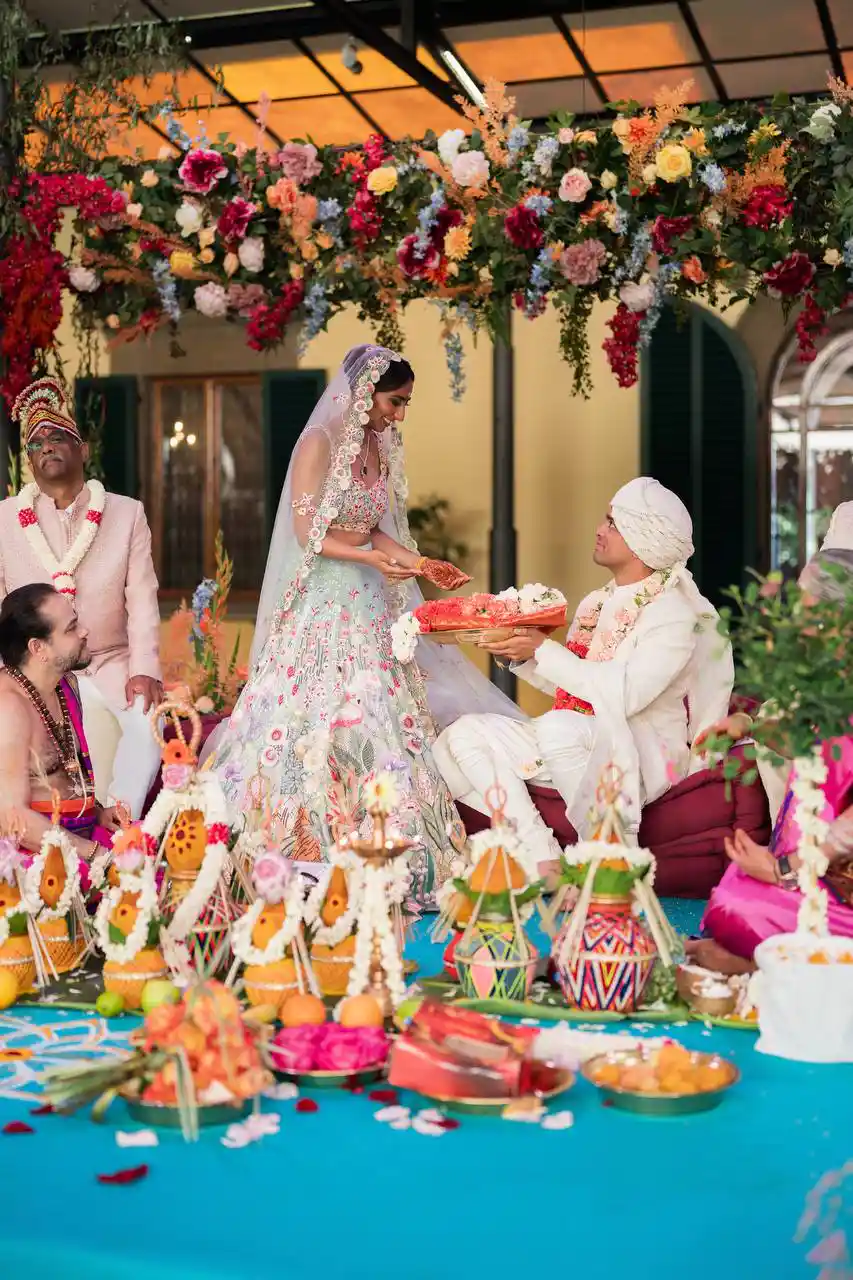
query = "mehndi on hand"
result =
(418, 559, 471, 591)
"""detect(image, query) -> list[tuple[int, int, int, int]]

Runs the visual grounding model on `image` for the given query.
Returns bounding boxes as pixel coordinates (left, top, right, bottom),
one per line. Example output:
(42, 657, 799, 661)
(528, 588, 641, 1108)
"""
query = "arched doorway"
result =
(641, 301, 758, 607)
(770, 316, 853, 574)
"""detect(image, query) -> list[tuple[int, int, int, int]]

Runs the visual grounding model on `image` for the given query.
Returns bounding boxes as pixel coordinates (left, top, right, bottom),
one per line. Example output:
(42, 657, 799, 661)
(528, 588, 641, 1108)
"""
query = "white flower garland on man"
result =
(16, 479, 106, 596)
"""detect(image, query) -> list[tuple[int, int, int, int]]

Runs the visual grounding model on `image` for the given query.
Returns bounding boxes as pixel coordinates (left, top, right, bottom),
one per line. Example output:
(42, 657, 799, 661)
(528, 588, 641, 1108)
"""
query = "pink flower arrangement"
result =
(162, 762, 194, 790)
(178, 148, 229, 195)
(559, 238, 607, 286)
(270, 1024, 389, 1073)
(558, 168, 592, 203)
(227, 282, 267, 316)
(277, 142, 322, 185)
(216, 197, 255, 245)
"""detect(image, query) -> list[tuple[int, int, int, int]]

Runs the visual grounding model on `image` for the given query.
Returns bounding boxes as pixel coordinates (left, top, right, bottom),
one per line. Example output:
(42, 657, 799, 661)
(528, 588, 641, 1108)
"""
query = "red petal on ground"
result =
(2, 1121, 35, 1135)
(30, 1104, 53, 1115)
(295, 1098, 319, 1113)
(97, 1164, 149, 1185)
(437, 1117, 460, 1130)
(343, 1077, 364, 1094)
(368, 1089, 399, 1104)
(602, 1099, 614, 1108)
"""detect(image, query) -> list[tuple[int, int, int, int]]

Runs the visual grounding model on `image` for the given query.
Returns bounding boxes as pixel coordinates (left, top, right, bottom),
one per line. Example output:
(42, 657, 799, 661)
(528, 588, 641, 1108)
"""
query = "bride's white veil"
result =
(248, 342, 523, 730)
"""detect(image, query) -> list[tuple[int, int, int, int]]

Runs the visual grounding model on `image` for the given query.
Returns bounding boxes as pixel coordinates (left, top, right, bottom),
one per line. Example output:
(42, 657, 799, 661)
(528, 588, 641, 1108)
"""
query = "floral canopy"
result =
(3, 76, 853, 406)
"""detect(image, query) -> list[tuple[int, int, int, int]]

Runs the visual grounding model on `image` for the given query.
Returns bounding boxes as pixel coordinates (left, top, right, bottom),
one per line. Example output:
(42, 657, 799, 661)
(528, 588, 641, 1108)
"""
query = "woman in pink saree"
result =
(689, 548, 853, 974)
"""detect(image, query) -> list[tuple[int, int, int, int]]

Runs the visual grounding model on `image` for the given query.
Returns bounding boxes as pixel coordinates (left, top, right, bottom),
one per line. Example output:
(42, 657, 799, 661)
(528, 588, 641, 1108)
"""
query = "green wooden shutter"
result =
(641, 304, 758, 607)
(262, 370, 326, 540)
(74, 375, 139, 498)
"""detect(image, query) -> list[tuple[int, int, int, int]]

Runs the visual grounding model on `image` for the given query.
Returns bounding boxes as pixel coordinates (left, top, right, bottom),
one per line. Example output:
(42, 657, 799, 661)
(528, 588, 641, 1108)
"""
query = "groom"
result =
(0, 377, 162, 817)
(433, 478, 734, 864)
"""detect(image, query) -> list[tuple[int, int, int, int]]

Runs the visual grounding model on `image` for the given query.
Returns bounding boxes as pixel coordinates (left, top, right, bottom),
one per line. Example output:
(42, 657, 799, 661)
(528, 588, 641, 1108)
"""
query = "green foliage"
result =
(718, 568, 853, 762)
(558, 857, 649, 896)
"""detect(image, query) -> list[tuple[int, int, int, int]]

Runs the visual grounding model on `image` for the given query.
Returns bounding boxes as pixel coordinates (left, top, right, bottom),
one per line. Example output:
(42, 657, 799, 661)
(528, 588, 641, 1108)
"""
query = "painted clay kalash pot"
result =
(229, 848, 318, 1011)
(448, 813, 543, 1003)
(549, 777, 678, 1015)
(147, 701, 238, 977)
(0, 874, 35, 994)
(102, 894, 168, 1010)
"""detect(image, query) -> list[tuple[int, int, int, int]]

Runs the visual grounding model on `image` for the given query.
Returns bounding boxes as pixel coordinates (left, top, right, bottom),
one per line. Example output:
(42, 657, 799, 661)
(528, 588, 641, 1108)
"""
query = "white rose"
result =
(193, 282, 229, 318)
(438, 128, 467, 167)
(451, 149, 490, 188)
(619, 280, 656, 313)
(641, 163, 658, 185)
(238, 236, 265, 273)
(69, 266, 99, 293)
(805, 103, 841, 141)
(125, 202, 143, 222)
(599, 169, 618, 191)
(176, 201, 203, 237)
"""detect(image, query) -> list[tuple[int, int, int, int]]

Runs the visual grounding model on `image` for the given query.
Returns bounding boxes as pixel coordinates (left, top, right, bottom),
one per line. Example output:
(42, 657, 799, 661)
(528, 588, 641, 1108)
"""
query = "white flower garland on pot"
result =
(230, 875, 305, 966)
(347, 860, 406, 1009)
(23, 826, 81, 922)
(144, 773, 232, 944)
(303, 850, 364, 946)
(94, 865, 159, 964)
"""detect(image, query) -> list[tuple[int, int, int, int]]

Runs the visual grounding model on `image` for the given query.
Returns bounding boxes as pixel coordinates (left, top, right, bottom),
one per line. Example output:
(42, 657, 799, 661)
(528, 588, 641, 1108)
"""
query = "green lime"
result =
(96, 990, 125, 1018)
(140, 979, 181, 1014)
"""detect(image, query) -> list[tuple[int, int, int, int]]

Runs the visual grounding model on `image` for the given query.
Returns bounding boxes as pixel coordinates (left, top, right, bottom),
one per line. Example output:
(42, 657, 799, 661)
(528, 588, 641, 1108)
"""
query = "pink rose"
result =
(216, 196, 255, 245)
(558, 128, 575, 144)
(558, 238, 606, 286)
(270, 1026, 325, 1072)
(178, 148, 229, 195)
(252, 851, 292, 903)
(163, 762, 194, 790)
(618, 280, 656, 313)
(277, 142, 322, 185)
(558, 167, 592, 203)
(115, 846, 145, 874)
(0, 836, 21, 884)
(314, 1026, 389, 1072)
(227, 282, 267, 317)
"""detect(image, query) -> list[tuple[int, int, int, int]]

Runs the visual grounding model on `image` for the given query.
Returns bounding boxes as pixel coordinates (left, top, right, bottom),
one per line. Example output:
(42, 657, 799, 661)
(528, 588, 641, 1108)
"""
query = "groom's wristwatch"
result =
(776, 855, 798, 890)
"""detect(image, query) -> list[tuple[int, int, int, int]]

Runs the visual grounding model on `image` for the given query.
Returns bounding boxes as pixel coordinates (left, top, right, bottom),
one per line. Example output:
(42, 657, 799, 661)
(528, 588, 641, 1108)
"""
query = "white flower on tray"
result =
(517, 583, 567, 613)
(391, 611, 421, 663)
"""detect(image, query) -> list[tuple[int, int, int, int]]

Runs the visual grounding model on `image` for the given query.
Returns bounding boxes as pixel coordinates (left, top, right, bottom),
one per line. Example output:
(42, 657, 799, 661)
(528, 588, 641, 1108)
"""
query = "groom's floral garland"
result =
(17, 480, 106, 596)
(554, 568, 672, 713)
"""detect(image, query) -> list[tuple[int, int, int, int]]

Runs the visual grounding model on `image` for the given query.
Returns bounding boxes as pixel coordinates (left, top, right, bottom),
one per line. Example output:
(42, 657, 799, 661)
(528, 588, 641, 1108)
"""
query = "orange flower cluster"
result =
(141, 982, 269, 1105)
(266, 177, 320, 259)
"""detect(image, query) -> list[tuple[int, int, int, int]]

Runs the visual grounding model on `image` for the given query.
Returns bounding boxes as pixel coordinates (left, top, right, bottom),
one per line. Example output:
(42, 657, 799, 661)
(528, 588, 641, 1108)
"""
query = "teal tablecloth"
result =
(0, 901, 845, 1280)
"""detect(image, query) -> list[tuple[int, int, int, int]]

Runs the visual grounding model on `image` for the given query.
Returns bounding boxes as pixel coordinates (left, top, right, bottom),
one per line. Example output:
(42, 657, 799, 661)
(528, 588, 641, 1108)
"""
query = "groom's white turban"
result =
(610, 477, 695, 571)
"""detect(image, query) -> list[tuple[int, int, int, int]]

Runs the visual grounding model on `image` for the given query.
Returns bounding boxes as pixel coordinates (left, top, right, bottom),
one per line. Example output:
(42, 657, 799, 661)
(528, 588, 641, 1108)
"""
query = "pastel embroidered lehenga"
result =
(209, 345, 520, 908)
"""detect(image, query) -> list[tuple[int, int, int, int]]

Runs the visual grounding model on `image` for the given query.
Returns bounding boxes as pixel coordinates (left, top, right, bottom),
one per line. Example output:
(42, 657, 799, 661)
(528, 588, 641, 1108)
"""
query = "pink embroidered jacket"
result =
(0, 486, 161, 705)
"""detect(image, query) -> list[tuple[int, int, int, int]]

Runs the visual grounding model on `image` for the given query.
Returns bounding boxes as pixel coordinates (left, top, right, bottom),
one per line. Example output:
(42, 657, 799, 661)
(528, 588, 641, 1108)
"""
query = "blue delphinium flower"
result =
(524, 194, 553, 216)
(699, 162, 727, 194)
(507, 125, 529, 159)
(152, 259, 181, 323)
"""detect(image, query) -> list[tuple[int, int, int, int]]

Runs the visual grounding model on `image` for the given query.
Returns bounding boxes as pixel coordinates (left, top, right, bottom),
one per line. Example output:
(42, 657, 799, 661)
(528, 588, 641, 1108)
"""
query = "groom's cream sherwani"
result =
(0, 486, 162, 815)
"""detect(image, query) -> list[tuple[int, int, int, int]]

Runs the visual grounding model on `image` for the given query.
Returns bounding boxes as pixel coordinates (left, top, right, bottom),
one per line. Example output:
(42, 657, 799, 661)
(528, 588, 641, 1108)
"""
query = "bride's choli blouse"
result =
(331, 469, 390, 537)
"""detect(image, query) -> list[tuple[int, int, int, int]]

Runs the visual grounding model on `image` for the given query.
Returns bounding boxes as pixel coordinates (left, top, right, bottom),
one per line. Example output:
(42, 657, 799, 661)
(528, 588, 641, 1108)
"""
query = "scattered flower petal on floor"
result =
(295, 1098, 319, 1113)
(437, 1116, 460, 1130)
(2, 1121, 34, 1135)
(29, 1105, 53, 1116)
(221, 1113, 281, 1148)
(97, 1164, 149, 1185)
(412, 1115, 447, 1137)
(389, 1117, 412, 1130)
(374, 1105, 410, 1124)
(369, 1088, 399, 1104)
(262, 1082, 299, 1101)
(541, 1110, 575, 1131)
(415, 1107, 444, 1125)
(116, 1129, 159, 1148)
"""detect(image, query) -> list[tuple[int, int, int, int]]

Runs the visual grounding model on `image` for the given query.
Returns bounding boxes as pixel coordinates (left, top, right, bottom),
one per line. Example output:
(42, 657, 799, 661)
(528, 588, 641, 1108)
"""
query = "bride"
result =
(210, 343, 520, 907)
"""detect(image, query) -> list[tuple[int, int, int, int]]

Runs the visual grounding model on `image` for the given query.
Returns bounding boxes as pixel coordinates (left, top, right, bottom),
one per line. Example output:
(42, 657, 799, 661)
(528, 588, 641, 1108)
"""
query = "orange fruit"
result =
(279, 992, 326, 1027)
(469, 849, 526, 894)
(338, 994, 384, 1028)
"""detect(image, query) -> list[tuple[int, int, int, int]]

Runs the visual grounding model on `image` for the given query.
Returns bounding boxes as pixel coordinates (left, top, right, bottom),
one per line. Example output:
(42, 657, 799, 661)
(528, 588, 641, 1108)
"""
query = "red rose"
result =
(795, 293, 828, 363)
(246, 280, 304, 352)
(86, 510, 102, 524)
(763, 251, 815, 298)
(650, 215, 693, 255)
(206, 823, 231, 846)
(18, 508, 37, 527)
(216, 196, 255, 245)
(742, 184, 792, 230)
(178, 148, 228, 195)
(602, 302, 643, 388)
(396, 233, 440, 279)
(504, 205, 543, 250)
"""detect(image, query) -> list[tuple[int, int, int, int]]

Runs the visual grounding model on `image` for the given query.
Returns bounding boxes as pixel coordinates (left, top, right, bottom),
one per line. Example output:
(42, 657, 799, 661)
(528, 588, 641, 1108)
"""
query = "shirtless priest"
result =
(433, 478, 734, 866)
(0, 584, 120, 856)
(0, 377, 161, 816)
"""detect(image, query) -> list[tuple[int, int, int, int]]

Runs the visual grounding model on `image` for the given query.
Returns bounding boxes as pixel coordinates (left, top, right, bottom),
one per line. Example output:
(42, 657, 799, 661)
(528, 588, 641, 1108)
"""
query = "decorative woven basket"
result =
(310, 938, 355, 996)
(0, 936, 36, 993)
(103, 949, 169, 1010)
(38, 919, 85, 975)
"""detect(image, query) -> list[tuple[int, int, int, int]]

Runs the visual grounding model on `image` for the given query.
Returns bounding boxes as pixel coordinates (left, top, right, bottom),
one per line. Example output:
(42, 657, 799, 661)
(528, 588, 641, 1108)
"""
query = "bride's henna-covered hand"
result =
(418, 559, 471, 591)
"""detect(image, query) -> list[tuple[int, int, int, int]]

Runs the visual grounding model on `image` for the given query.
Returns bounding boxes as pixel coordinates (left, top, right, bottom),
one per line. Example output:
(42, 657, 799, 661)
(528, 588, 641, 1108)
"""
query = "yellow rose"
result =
(655, 144, 692, 183)
(290, 263, 305, 280)
(575, 129, 597, 144)
(198, 226, 216, 250)
(301, 240, 319, 261)
(140, 169, 159, 188)
(169, 250, 198, 279)
(105, 314, 121, 330)
(642, 163, 658, 185)
(599, 169, 617, 191)
(366, 166, 398, 195)
(198, 248, 215, 264)
(824, 247, 842, 267)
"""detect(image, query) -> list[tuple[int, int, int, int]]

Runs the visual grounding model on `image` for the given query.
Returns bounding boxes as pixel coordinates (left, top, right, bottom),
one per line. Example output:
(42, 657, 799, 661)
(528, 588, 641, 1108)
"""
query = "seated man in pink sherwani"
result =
(0, 377, 162, 816)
